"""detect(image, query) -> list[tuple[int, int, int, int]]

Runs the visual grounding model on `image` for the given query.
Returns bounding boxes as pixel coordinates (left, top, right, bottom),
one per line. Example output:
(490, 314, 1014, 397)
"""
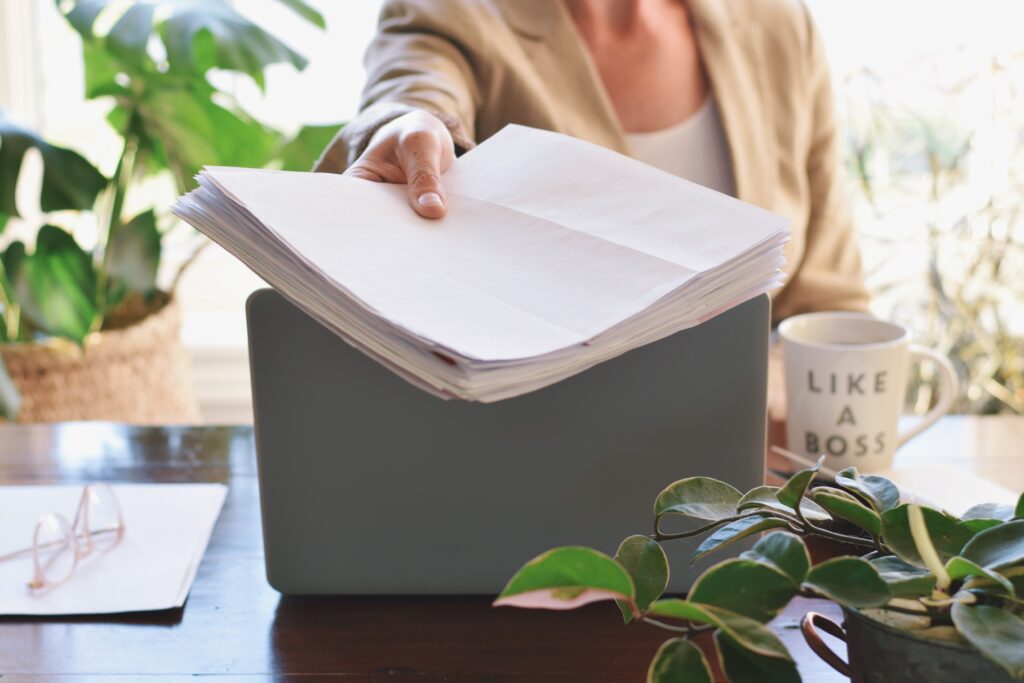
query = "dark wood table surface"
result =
(0, 423, 845, 681)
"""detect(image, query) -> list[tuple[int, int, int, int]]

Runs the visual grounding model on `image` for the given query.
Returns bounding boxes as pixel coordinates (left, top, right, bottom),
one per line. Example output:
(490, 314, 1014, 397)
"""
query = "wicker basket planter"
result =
(0, 296, 199, 423)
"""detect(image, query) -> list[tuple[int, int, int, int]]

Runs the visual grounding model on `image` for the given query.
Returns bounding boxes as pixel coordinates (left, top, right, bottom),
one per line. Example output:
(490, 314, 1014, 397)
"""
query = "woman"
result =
(315, 0, 869, 322)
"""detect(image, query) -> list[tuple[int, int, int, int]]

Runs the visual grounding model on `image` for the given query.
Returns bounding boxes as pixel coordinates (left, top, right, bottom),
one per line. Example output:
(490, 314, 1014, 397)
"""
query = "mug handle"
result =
(800, 612, 853, 678)
(897, 345, 960, 448)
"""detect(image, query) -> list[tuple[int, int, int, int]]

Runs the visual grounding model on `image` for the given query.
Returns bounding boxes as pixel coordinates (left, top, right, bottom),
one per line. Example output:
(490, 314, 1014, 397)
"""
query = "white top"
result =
(625, 95, 737, 196)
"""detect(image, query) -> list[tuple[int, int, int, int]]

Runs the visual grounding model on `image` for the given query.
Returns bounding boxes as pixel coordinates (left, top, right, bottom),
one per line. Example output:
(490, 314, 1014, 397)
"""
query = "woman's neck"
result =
(564, 0, 660, 33)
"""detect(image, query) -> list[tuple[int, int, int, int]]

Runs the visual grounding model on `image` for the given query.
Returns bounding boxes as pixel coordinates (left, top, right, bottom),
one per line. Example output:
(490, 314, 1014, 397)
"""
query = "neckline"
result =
(624, 95, 716, 140)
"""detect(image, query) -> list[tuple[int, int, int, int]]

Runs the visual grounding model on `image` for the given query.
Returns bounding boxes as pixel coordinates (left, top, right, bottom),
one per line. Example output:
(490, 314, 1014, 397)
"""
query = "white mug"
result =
(778, 312, 959, 473)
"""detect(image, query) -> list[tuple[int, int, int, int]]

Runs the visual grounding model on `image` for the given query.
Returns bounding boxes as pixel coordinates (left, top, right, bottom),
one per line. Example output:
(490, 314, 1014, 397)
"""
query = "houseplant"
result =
(497, 456, 1024, 681)
(0, 0, 339, 421)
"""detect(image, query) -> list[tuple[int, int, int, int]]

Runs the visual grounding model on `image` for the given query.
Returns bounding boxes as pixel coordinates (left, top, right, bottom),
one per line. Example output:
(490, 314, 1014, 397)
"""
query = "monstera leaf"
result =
(0, 113, 107, 219)
(59, 0, 324, 89)
(3, 226, 99, 342)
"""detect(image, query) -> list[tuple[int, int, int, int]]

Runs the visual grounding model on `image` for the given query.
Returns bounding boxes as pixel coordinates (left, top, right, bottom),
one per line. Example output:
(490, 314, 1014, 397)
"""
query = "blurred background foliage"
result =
(842, 48, 1024, 414)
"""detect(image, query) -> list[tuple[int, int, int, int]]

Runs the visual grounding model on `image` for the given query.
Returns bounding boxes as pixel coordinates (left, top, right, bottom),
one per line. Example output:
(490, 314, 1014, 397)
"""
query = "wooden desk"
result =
(0, 422, 846, 681)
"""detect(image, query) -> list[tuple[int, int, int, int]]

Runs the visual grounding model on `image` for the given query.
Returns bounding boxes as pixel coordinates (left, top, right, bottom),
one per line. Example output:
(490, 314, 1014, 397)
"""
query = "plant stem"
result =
(0, 259, 19, 341)
(799, 518, 882, 551)
(640, 616, 715, 635)
(94, 107, 140, 330)
(653, 514, 746, 542)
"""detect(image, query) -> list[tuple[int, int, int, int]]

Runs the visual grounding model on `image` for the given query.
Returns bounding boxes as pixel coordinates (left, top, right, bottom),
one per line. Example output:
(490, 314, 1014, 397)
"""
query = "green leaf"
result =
(494, 547, 635, 612)
(951, 603, 1024, 678)
(776, 455, 823, 511)
(688, 559, 798, 623)
(105, 210, 161, 309)
(6, 227, 99, 341)
(946, 556, 1015, 597)
(959, 518, 1005, 535)
(1015, 493, 1024, 520)
(881, 504, 974, 566)
(646, 638, 713, 683)
(692, 515, 790, 564)
(276, 124, 342, 172)
(869, 555, 936, 597)
(0, 355, 21, 420)
(812, 488, 882, 537)
(646, 600, 792, 660)
(836, 467, 901, 512)
(654, 477, 742, 522)
(59, 0, 320, 88)
(106, 3, 156, 68)
(737, 485, 831, 523)
(0, 112, 107, 216)
(136, 84, 278, 187)
(963, 503, 1015, 522)
(614, 535, 668, 623)
(715, 631, 800, 683)
(740, 531, 810, 584)
(0, 212, 8, 234)
(961, 519, 1024, 570)
(803, 557, 891, 608)
(275, 0, 326, 29)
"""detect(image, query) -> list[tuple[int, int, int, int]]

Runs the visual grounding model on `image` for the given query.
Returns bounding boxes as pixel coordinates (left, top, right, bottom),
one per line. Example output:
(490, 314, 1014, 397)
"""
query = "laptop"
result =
(247, 289, 769, 594)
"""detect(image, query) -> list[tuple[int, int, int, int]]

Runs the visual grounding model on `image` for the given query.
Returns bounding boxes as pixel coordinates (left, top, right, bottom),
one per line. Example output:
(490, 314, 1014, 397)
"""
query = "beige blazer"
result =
(316, 0, 870, 322)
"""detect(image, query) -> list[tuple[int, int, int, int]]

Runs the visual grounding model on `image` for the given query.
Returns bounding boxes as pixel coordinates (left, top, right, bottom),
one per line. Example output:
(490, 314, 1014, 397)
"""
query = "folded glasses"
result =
(0, 484, 125, 591)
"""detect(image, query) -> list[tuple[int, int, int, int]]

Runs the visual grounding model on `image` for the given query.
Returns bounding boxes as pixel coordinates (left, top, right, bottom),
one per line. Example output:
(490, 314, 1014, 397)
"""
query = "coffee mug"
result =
(778, 312, 959, 473)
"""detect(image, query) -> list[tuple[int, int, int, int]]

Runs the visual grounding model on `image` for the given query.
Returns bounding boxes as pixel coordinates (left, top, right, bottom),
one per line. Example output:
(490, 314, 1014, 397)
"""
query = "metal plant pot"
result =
(801, 607, 1015, 682)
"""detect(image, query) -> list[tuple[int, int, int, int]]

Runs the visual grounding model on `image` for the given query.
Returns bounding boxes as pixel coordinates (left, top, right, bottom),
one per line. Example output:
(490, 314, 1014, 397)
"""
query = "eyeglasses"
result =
(0, 484, 125, 591)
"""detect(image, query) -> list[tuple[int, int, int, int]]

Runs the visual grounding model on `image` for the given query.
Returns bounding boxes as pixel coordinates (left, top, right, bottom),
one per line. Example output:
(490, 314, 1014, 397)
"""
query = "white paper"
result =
(0, 484, 227, 615)
(174, 124, 789, 401)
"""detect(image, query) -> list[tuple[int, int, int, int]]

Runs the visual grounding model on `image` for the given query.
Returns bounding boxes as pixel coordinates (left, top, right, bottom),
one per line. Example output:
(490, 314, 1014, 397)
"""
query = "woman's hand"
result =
(345, 110, 456, 219)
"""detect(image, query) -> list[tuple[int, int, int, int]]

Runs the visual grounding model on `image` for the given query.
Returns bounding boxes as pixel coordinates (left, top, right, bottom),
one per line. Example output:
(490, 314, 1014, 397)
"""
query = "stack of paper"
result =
(174, 124, 789, 402)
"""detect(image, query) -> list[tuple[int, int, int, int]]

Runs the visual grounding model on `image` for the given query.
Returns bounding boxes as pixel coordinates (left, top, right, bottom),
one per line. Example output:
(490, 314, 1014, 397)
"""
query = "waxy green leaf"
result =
(654, 477, 742, 522)
(961, 520, 1024, 570)
(803, 557, 891, 608)
(740, 531, 810, 585)
(715, 631, 800, 683)
(963, 502, 1015, 522)
(688, 559, 798, 623)
(691, 515, 790, 564)
(495, 547, 634, 612)
(869, 555, 936, 597)
(776, 456, 823, 511)
(737, 485, 830, 522)
(647, 638, 712, 683)
(952, 603, 1024, 678)
(836, 467, 901, 512)
(946, 556, 1015, 597)
(646, 600, 792, 660)
(881, 504, 974, 566)
(812, 488, 882, 537)
(614, 535, 668, 623)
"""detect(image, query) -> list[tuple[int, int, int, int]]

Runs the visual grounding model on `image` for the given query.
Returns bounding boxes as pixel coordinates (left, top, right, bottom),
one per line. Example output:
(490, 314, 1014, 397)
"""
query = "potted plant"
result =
(497, 456, 1024, 682)
(0, 0, 339, 422)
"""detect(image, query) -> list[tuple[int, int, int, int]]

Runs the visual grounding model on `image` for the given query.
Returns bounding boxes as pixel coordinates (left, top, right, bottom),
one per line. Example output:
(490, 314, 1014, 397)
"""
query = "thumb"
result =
(399, 132, 447, 219)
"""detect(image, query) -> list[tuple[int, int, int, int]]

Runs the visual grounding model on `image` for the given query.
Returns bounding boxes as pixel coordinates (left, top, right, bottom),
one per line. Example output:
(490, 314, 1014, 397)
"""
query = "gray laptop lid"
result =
(247, 289, 769, 594)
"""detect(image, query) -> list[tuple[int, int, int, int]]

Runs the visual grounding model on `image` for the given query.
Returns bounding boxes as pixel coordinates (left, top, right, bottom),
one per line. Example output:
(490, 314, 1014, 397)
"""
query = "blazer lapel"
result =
(496, 0, 628, 154)
(687, 0, 776, 209)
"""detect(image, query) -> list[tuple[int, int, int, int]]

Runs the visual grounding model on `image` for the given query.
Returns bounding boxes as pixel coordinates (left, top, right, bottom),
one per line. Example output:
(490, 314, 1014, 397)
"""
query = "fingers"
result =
(345, 164, 387, 182)
(398, 129, 448, 219)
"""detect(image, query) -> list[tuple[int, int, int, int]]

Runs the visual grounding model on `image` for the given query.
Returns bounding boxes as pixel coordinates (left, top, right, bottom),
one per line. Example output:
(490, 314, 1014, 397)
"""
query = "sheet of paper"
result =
(0, 484, 227, 616)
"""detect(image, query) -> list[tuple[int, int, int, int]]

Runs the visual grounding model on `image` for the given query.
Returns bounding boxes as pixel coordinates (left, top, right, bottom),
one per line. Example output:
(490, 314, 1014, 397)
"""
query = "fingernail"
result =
(418, 192, 444, 209)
